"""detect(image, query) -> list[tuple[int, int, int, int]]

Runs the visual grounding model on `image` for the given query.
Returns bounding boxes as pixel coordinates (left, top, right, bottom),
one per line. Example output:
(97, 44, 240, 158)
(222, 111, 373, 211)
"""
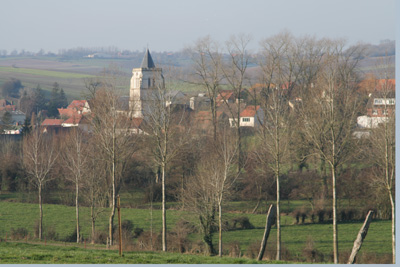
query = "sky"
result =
(0, 0, 396, 53)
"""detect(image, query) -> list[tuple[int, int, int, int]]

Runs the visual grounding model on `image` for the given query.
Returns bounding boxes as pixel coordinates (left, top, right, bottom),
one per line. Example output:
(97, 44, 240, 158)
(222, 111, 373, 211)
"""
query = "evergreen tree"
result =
(48, 82, 60, 117)
(22, 117, 32, 135)
(59, 88, 68, 108)
(47, 83, 68, 117)
(32, 85, 47, 114)
(1, 111, 13, 126)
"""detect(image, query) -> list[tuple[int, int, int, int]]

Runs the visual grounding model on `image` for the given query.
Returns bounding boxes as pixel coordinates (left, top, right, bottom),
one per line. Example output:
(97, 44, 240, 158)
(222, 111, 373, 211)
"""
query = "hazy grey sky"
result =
(0, 0, 396, 53)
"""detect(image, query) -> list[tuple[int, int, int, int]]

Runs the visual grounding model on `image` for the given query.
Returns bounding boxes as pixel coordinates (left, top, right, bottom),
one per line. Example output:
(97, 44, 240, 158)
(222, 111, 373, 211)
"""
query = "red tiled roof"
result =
(58, 108, 77, 118)
(41, 119, 64, 126)
(240, 105, 260, 117)
(63, 114, 83, 125)
(67, 100, 87, 111)
(0, 105, 16, 111)
(131, 117, 143, 128)
(216, 91, 234, 102)
(376, 79, 395, 91)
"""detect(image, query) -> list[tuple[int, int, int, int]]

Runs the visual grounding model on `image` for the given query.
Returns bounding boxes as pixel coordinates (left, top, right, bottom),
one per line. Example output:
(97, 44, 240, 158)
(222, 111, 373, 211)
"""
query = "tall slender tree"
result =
(89, 67, 138, 246)
(61, 128, 89, 243)
(366, 73, 395, 263)
(145, 68, 188, 252)
(23, 129, 58, 240)
(220, 34, 252, 171)
(188, 36, 223, 140)
(298, 39, 363, 263)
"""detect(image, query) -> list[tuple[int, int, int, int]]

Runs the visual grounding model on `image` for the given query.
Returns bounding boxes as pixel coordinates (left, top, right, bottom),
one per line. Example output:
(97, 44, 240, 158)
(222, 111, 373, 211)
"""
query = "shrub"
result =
(292, 208, 308, 224)
(63, 229, 82, 242)
(10, 227, 28, 240)
(302, 236, 324, 263)
(245, 241, 260, 259)
(135, 230, 160, 251)
(92, 231, 108, 244)
(167, 231, 191, 253)
(143, 184, 177, 203)
(45, 226, 59, 241)
(133, 227, 143, 238)
(228, 241, 241, 258)
(317, 209, 325, 223)
(230, 216, 254, 230)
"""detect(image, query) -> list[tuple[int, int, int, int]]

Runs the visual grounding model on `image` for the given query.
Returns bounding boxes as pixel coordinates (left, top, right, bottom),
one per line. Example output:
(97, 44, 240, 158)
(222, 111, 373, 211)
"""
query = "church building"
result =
(129, 49, 165, 118)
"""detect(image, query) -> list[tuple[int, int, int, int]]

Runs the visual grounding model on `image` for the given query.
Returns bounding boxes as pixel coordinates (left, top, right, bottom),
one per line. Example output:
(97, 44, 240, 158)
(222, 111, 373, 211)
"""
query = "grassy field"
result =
(0, 56, 201, 101)
(0, 242, 281, 264)
(0, 200, 392, 263)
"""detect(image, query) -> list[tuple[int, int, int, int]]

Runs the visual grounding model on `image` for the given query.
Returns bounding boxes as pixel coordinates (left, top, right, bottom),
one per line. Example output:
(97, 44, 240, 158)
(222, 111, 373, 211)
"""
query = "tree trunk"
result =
(389, 191, 395, 263)
(258, 204, 275, 261)
(332, 166, 338, 264)
(347, 210, 374, 264)
(162, 164, 167, 252)
(91, 205, 96, 244)
(38, 184, 43, 240)
(109, 166, 115, 246)
(76, 182, 80, 243)
(109, 206, 115, 246)
(200, 213, 216, 256)
(276, 171, 281, 261)
(218, 202, 222, 257)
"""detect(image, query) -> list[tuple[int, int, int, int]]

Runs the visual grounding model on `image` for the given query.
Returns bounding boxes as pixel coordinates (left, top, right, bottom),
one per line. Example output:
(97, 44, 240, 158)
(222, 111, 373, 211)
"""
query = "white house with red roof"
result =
(237, 105, 264, 128)
(58, 100, 91, 119)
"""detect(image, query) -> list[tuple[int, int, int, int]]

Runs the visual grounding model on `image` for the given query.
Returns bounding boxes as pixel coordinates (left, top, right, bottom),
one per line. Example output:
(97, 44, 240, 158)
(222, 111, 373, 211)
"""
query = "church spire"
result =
(140, 48, 156, 69)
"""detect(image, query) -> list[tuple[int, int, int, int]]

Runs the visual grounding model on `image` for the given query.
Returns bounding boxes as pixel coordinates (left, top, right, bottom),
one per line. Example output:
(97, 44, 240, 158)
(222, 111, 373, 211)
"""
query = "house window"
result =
(374, 99, 383, 105)
(372, 110, 378, 115)
(242, 118, 250, 122)
(383, 109, 388, 115)
(388, 99, 395, 105)
(148, 78, 151, 87)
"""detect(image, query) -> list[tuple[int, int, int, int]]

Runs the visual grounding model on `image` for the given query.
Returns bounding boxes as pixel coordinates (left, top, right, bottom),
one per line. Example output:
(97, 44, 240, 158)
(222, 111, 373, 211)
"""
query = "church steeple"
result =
(130, 48, 164, 118)
(140, 48, 155, 69)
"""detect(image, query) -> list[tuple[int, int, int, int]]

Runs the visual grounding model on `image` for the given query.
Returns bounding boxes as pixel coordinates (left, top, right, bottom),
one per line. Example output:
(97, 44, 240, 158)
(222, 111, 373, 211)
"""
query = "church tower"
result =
(130, 48, 164, 118)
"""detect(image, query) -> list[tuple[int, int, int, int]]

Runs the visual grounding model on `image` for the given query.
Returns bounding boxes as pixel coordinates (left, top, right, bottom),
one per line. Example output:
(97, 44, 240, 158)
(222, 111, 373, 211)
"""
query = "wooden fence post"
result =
(347, 210, 374, 264)
(257, 204, 275, 261)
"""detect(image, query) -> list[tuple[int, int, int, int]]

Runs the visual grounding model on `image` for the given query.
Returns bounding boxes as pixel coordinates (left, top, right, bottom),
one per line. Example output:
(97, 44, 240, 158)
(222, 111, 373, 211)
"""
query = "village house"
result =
(216, 90, 235, 104)
(0, 99, 16, 112)
(357, 79, 395, 129)
(238, 105, 264, 128)
(58, 100, 91, 119)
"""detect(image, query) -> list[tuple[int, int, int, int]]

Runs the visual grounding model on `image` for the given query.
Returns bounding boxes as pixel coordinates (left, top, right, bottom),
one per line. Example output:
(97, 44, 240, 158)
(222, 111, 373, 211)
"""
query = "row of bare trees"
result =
(185, 32, 395, 263)
(9, 31, 394, 263)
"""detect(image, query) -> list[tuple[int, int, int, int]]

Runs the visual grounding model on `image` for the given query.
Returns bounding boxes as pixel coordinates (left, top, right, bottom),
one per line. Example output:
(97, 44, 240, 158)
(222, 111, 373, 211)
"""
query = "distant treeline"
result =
(0, 39, 395, 64)
(353, 40, 395, 58)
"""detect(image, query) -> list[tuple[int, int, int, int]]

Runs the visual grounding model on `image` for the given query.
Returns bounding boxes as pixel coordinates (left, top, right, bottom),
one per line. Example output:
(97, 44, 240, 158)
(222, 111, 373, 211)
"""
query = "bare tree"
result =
(182, 138, 217, 255)
(255, 87, 293, 261)
(366, 73, 395, 263)
(144, 68, 188, 252)
(255, 31, 305, 260)
(298, 39, 363, 263)
(187, 36, 223, 140)
(214, 130, 240, 257)
(23, 129, 58, 240)
(89, 67, 138, 246)
(61, 128, 89, 243)
(83, 142, 108, 244)
(221, 34, 252, 171)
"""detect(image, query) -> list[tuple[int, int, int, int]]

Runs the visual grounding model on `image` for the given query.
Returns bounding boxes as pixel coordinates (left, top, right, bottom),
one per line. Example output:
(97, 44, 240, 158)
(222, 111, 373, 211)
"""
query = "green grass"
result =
(0, 242, 281, 264)
(0, 66, 94, 79)
(0, 200, 392, 262)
